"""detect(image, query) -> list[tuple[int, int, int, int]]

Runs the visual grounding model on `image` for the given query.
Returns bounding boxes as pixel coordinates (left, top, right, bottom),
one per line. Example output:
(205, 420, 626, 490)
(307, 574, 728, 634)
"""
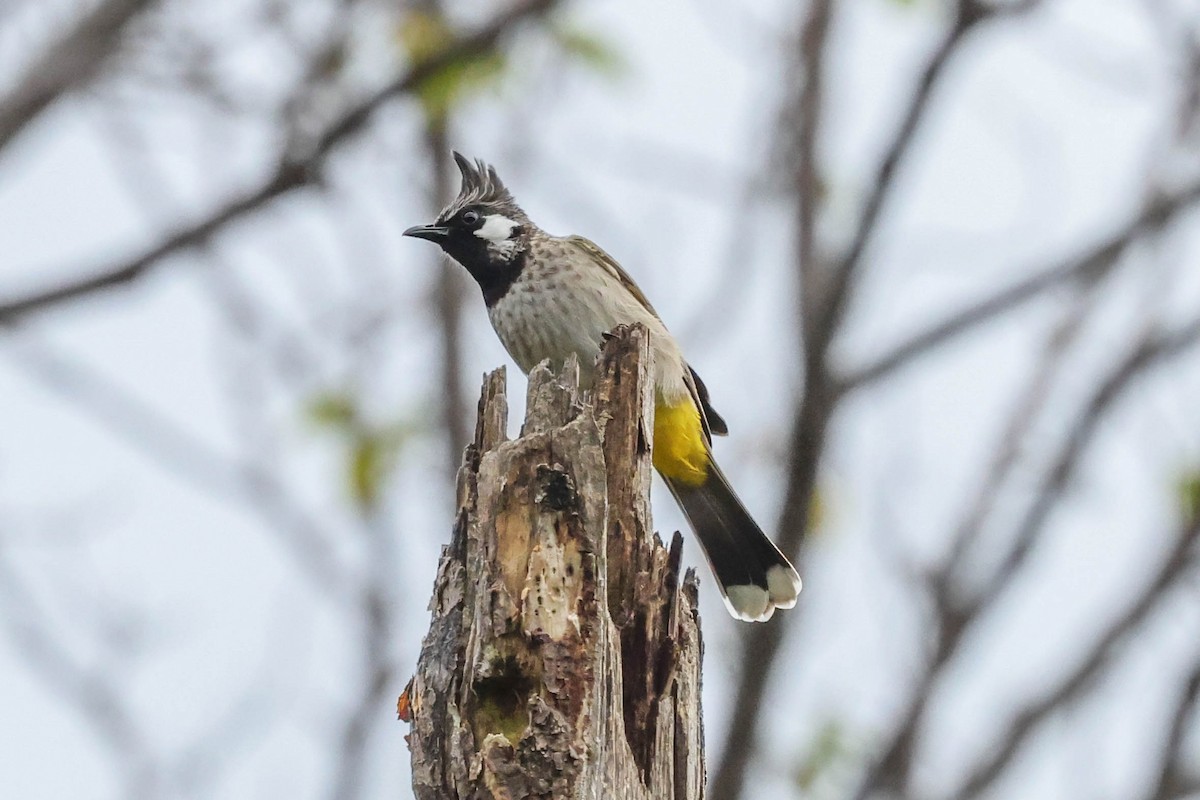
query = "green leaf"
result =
(1177, 469, 1200, 525)
(793, 721, 845, 791)
(548, 23, 625, 77)
(306, 389, 419, 511)
(350, 435, 386, 510)
(418, 51, 508, 121)
(396, 10, 453, 63)
(347, 419, 420, 511)
(381, 418, 425, 448)
(308, 391, 358, 430)
(396, 11, 510, 122)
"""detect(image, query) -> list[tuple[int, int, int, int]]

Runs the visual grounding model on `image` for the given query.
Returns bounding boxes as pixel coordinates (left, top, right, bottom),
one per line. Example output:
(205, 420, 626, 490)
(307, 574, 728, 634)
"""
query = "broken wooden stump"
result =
(407, 325, 706, 800)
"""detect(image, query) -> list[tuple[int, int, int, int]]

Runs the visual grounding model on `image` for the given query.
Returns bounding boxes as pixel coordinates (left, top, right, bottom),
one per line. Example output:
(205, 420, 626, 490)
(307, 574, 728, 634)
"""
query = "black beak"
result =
(403, 223, 450, 242)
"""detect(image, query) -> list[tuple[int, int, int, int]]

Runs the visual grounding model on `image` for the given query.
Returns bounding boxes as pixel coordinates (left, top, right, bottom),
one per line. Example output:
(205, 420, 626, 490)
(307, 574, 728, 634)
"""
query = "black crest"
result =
(438, 152, 527, 223)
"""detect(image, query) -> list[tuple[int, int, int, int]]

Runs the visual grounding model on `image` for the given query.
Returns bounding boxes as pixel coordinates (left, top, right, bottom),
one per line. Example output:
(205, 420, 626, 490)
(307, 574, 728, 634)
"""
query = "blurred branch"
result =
(1162, 778, 1200, 800)
(850, 17, 1200, 785)
(838, 183, 1200, 394)
(708, 1, 831, 797)
(424, 118, 472, 480)
(803, 0, 1001, 362)
(5, 337, 246, 497)
(952, 517, 1200, 800)
(966, 318, 1200, 612)
(0, 164, 307, 323)
(850, 293, 1098, 797)
(711, 4, 1035, 798)
(94, 101, 328, 388)
(3, 337, 354, 597)
(0, 0, 561, 325)
(854, 315, 1200, 799)
(328, 518, 398, 800)
(0, 0, 157, 155)
(0, 552, 158, 798)
(792, 0, 830, 344)
(937, 288, 1097, 592)
(1145, 656, 1200, 800)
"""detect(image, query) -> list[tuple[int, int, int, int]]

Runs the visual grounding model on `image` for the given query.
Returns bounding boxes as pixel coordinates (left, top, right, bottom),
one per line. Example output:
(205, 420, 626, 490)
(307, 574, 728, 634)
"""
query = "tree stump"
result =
(407, 325, 706, 799)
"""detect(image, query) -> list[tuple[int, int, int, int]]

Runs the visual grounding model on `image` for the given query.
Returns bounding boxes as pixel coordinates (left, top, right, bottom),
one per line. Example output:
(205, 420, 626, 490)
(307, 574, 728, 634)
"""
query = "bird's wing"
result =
(564, 235, 727, 440)
(565, 235, 662, 319)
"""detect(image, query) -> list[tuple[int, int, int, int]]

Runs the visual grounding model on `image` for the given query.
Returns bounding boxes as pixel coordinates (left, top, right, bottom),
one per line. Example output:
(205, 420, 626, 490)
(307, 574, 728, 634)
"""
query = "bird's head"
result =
(404, 153, 531, 300)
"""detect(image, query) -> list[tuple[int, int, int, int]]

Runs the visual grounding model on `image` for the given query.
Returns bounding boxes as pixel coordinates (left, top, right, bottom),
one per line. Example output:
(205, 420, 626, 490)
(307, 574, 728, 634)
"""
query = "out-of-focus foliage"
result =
(397, 11, 509, 122)
(546, 21, 625, 77)
(395, 11, 621, 123)
(308, 390, 420, 511)
(792, 720, 850, 794)
(1177, 468, 1200, 526)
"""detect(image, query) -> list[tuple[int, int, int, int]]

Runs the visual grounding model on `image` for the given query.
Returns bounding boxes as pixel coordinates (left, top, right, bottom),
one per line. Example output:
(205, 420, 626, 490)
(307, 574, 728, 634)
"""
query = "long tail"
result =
(663, 456, 802, 622)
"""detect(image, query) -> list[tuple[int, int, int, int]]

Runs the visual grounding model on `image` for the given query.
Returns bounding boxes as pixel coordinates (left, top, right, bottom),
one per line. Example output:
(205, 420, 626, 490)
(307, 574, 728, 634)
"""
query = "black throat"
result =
(441, 238, 527, 307)
(476, 249, 526, 307)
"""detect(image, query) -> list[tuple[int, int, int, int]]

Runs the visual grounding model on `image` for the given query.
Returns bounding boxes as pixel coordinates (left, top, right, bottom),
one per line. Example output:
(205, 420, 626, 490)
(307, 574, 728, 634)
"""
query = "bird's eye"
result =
(462, 210, 480, 225)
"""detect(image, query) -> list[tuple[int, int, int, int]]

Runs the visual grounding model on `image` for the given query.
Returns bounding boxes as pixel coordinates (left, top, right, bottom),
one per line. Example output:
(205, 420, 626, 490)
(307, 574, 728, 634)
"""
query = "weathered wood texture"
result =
(408, 325, 706, 800)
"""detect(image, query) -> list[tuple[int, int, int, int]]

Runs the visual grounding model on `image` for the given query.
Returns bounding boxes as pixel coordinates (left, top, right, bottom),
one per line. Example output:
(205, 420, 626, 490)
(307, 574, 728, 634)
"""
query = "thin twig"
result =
(804, 0, 987, 364)
(0, 553, 159, 799)
(968, 316, 1200, 615)
(2, 337, 354, 597)
(0, 0, 561, 325)
(952, 520, 1200, 800)
(1144, 656, 1200, 800)
(793, 0, 832, 345)
(940, 288, 1099, 592)
(853, 292, 1101, 798)
(707, 4, 832, 799)
(837, 183, 1200, 394)
(712, 4, 1018, 798)
(0, 0, 158, 154)
(425, 117, 472, 481)
(853, 315, 1200, 798)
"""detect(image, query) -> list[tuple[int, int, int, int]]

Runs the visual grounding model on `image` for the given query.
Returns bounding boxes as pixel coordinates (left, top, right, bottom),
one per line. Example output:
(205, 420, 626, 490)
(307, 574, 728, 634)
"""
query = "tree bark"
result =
(407, 325, 706, 800)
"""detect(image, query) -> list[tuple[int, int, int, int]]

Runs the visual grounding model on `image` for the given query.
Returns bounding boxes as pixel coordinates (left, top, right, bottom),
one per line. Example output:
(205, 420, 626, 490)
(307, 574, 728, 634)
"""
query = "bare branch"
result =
(328, 520, 399, 800)
(424, 119, 473, 481)
(2, 336, 354, 597)
(0, 552, 159, 798)
(0, 0, 561, 325)
(853, 315, 1200, 798)
(708, 3, 831, 799)
(967, 316, 1200, 614)
(951, 519, 1200, 800)
(851, 295, 1100, 798)
(838, 183, 1200, 393)
(792, 0, 832, 344)
(711, 4, 1038, 798)
(939, 291, 1097, 590)
(1164, 778, 1200, 800)
(0, 165, 307, 323)
(804, 0, 998, 363)
(1145, 656, 1200, 800)
(303, 0, 557, 159)
(0, 0, 157, 154)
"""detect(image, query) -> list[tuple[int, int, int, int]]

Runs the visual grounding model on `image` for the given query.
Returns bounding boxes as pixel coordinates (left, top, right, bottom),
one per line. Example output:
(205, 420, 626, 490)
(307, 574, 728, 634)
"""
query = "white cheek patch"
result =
(474, 214, 520, 258)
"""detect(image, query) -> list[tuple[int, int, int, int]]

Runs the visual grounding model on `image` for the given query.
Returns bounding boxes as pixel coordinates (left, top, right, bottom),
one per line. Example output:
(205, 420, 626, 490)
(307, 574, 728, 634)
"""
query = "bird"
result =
(404, 152, 801, 621)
